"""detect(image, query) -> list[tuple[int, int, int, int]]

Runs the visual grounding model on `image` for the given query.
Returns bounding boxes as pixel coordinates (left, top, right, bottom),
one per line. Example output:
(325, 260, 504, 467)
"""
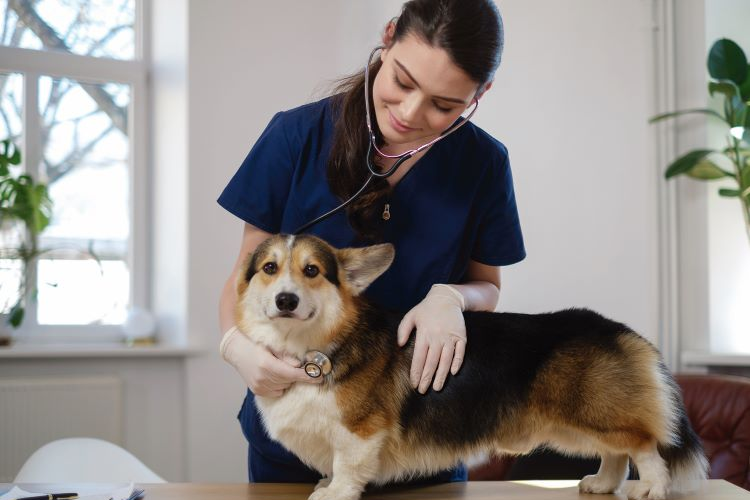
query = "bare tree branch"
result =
(44, 123, 116, 182)
(86, 24, 130, 56)
(8, 0, 128, 135)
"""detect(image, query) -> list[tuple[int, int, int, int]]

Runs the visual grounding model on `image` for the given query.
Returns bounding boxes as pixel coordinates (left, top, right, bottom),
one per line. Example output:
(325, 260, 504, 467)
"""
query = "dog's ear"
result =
(236, 251, 257, 297)
(337, 243, 395, 295)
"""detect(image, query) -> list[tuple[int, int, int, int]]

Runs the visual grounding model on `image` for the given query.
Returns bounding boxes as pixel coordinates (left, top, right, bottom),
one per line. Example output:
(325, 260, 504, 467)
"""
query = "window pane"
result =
(0, 72, 23, 315)
(36, 256, 129, 324)
(0, 72, 23, 143)
(38, 75, 130, 325)
(1, 0, 135, 60)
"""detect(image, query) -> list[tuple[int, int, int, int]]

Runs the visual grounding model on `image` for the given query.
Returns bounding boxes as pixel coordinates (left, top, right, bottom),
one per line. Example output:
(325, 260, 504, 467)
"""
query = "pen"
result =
(15, 493, 78, 500)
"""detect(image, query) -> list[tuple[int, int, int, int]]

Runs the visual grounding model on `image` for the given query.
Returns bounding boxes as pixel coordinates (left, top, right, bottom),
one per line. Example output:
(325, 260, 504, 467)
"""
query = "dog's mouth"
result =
(268, 309, 316, 321)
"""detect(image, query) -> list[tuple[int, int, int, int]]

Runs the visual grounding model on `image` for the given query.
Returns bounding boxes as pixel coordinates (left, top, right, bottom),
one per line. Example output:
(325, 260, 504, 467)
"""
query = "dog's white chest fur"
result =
(256, 383, 341, 475)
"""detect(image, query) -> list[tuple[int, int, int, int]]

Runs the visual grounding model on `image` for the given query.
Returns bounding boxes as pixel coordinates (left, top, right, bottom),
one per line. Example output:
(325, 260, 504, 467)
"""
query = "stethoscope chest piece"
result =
(304, 350, 332, 378)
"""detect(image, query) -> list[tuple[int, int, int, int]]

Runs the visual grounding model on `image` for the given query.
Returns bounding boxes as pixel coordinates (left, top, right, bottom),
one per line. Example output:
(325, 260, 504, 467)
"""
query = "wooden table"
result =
(6, 481, 750, 499)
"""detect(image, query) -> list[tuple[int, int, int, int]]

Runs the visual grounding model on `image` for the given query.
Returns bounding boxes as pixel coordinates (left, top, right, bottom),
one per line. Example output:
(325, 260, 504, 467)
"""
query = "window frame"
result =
(0, 0, 149, 341)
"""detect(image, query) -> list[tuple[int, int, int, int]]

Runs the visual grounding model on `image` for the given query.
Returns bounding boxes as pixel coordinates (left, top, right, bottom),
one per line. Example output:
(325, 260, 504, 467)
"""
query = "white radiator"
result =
(0, 376, 123, 482)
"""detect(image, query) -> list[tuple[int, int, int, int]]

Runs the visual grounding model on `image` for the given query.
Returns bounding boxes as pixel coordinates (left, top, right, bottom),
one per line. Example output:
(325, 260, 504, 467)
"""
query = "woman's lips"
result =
(388, 110, 416, 133)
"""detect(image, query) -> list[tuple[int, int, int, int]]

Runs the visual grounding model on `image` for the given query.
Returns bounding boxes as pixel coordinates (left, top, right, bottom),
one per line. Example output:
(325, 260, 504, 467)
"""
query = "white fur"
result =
(627, 445, 670, 500)
(579, 453, 629, 494)
(257, 385, 386, 500)
(257, 385, 340, 475)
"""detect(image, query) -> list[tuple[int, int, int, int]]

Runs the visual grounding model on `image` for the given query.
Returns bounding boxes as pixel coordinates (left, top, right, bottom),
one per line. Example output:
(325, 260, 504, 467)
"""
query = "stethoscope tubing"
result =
(292, 46, 478, 235)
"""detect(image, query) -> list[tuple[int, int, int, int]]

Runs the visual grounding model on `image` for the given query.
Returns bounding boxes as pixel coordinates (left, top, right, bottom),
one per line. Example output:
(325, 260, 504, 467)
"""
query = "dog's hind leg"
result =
(578, 452, 629, 494)
(625, 442, 670, 500)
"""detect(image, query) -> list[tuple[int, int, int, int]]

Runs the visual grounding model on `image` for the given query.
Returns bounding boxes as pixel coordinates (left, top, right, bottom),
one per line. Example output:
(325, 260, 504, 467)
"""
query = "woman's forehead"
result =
(387, 33, 478, 100)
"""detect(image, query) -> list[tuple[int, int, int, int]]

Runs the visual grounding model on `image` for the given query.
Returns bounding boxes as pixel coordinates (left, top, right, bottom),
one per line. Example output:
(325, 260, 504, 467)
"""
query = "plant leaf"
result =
(741, 159, 750, 187)
(709, 81, 740, 99)
(649, 108, 727, 124)
(730, 95, 748, 128)
(665, 149, 715, 178)
(741, 64, 750, 101)
(8, 301, 24, 328)
(708, 38, 748, 85)
(686, 159, 733, 180)
(718, 188, 741, 197)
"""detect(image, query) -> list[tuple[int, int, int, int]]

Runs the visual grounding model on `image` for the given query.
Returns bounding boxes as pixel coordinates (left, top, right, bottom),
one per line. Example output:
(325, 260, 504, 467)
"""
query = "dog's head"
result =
(235, 234, 394, 354)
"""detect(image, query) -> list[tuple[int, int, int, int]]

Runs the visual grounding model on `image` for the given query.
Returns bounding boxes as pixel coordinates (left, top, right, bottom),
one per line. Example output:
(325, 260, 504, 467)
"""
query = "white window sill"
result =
(682, 350, 750, 367)
(0, 341, 204, 359)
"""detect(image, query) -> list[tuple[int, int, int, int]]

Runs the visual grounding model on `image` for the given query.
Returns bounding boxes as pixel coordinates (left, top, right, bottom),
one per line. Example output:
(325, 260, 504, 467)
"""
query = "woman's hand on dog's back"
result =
(219, 223, 323, 397)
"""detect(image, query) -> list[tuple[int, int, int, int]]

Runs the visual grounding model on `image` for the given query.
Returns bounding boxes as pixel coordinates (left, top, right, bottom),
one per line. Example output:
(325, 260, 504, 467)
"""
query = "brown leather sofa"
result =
(468, 373, 750, 490)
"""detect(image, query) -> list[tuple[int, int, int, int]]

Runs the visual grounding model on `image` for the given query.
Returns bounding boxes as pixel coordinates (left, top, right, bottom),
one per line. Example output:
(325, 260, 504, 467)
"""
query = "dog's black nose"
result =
(275, 293, 299, 312)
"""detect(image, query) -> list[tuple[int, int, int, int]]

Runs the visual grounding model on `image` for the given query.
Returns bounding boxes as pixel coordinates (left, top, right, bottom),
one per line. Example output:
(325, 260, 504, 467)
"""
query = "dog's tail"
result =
(657, 367, 709, 492)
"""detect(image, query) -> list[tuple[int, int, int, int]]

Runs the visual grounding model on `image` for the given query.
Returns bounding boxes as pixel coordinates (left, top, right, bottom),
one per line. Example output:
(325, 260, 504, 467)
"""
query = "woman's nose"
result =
(400, 93, 423, 123)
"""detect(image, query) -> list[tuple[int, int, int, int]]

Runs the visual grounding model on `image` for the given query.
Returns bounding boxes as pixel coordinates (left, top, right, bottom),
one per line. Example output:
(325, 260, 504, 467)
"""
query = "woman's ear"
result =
(381, 18, 397, 52)
(474, 80, 494, 102)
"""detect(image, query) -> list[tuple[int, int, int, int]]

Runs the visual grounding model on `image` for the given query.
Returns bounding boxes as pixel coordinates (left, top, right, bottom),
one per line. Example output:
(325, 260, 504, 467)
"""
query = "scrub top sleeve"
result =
(471, 151, 526, 266)
(217, 112, 295, 233)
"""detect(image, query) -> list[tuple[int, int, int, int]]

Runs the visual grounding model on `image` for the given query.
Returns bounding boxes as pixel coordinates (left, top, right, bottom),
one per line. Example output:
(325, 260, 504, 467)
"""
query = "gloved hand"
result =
(220, 326, 323, 397)
(397, 284, 467, 394)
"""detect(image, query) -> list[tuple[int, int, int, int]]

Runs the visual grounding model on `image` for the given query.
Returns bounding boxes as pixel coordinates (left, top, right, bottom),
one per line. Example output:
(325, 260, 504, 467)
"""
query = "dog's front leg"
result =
(308, 432, 384, 500)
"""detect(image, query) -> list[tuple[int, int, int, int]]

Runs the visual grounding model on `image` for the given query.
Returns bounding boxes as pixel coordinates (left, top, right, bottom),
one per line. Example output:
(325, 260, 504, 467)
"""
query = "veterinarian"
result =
(217, 0, 525, 484)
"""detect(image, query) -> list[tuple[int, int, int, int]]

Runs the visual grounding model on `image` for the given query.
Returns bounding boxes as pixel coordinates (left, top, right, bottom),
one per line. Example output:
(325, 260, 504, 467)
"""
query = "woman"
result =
(217, 0, 525, 484)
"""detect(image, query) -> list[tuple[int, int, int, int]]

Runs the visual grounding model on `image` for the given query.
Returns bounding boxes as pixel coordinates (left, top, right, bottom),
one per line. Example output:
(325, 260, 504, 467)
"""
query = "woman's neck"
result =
(376, 142, 433, 187)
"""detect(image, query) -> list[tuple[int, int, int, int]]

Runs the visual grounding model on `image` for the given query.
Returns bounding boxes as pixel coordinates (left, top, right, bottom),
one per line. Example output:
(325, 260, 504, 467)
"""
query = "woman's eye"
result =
(263, 262, 277, 274)
(392, 75, 410, 90)
(434, 103, 453, 113)
(303, 265, 319, 278)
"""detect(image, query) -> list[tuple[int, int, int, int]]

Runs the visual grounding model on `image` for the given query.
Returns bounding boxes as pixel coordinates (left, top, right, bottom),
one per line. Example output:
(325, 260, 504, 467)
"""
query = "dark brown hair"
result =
(327, 0, 504, 242)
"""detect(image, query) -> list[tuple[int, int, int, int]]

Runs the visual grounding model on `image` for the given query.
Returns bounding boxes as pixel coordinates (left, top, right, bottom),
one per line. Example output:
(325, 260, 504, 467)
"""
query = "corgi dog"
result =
(234, 234, 708, 500)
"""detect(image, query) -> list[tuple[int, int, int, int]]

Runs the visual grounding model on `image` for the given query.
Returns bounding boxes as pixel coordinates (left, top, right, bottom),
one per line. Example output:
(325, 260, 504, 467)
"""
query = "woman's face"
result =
(372, 32, 482, 149)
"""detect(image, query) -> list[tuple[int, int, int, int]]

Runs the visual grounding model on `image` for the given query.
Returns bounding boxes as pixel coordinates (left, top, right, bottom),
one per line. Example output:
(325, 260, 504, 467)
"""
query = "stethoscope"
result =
(292, 46, 479, 236)
(297, 47, 479, 379)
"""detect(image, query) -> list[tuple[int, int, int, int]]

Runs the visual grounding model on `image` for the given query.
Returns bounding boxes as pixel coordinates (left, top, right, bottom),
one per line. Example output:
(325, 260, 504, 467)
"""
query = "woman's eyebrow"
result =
(394, 59, 468, 104)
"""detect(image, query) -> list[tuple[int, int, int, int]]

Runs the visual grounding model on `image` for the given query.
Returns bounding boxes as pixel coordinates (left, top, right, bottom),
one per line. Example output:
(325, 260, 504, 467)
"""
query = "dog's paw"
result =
(308, 487, 330, 500)
(624, 480, 668, 500)
(578, 474, 620, 494)
(314, 477, 332, 491)
(307, 486, 359, 500)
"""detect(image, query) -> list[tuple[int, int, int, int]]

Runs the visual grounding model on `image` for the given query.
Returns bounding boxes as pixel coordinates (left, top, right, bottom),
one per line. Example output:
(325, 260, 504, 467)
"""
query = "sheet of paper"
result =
(0, 482, 134, 500)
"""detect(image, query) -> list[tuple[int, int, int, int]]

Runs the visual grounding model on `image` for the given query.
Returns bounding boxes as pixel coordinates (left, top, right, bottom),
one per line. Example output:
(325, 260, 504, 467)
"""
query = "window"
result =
(0, 0, 147, 340)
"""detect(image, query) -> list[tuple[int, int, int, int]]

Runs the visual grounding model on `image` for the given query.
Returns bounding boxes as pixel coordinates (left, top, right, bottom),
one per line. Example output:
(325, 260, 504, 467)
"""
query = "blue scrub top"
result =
(218, 96, 525, 312)
(218, 96, 525, 483)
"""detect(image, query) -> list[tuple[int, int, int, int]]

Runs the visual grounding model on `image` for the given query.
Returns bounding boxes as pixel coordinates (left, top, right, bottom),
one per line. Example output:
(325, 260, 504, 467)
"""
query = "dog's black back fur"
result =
(330, 305, 639, 449)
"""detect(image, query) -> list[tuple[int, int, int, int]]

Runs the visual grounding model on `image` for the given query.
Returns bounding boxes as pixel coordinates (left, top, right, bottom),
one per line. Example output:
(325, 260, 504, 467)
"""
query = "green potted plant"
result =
(0, 138, 52, 339)
(650, 38, 750, 247)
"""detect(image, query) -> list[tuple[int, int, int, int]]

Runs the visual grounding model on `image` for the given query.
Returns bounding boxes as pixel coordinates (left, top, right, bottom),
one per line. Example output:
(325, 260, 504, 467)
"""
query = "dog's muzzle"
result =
(304, 350, 332, 378)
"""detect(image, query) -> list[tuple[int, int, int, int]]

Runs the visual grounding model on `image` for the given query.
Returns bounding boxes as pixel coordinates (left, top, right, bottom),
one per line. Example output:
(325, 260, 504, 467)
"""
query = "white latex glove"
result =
(397, 284, 467, 394)
(220, 326, 322, 397)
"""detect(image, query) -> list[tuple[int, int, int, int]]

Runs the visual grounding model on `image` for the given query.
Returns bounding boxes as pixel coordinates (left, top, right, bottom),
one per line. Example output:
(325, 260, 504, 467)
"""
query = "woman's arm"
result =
(219, 223, 273, 332)
(451, 259, 501, 312)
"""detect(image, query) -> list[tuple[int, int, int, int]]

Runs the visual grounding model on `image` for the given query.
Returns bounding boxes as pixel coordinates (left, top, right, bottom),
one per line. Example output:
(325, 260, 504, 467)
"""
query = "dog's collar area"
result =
(303, 350, 332, 378)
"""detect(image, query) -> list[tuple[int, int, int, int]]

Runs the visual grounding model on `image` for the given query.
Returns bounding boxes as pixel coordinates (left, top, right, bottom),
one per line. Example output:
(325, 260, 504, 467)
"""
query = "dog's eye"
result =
(262, 262, 277, 275)
(303, 264, 319, 278)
